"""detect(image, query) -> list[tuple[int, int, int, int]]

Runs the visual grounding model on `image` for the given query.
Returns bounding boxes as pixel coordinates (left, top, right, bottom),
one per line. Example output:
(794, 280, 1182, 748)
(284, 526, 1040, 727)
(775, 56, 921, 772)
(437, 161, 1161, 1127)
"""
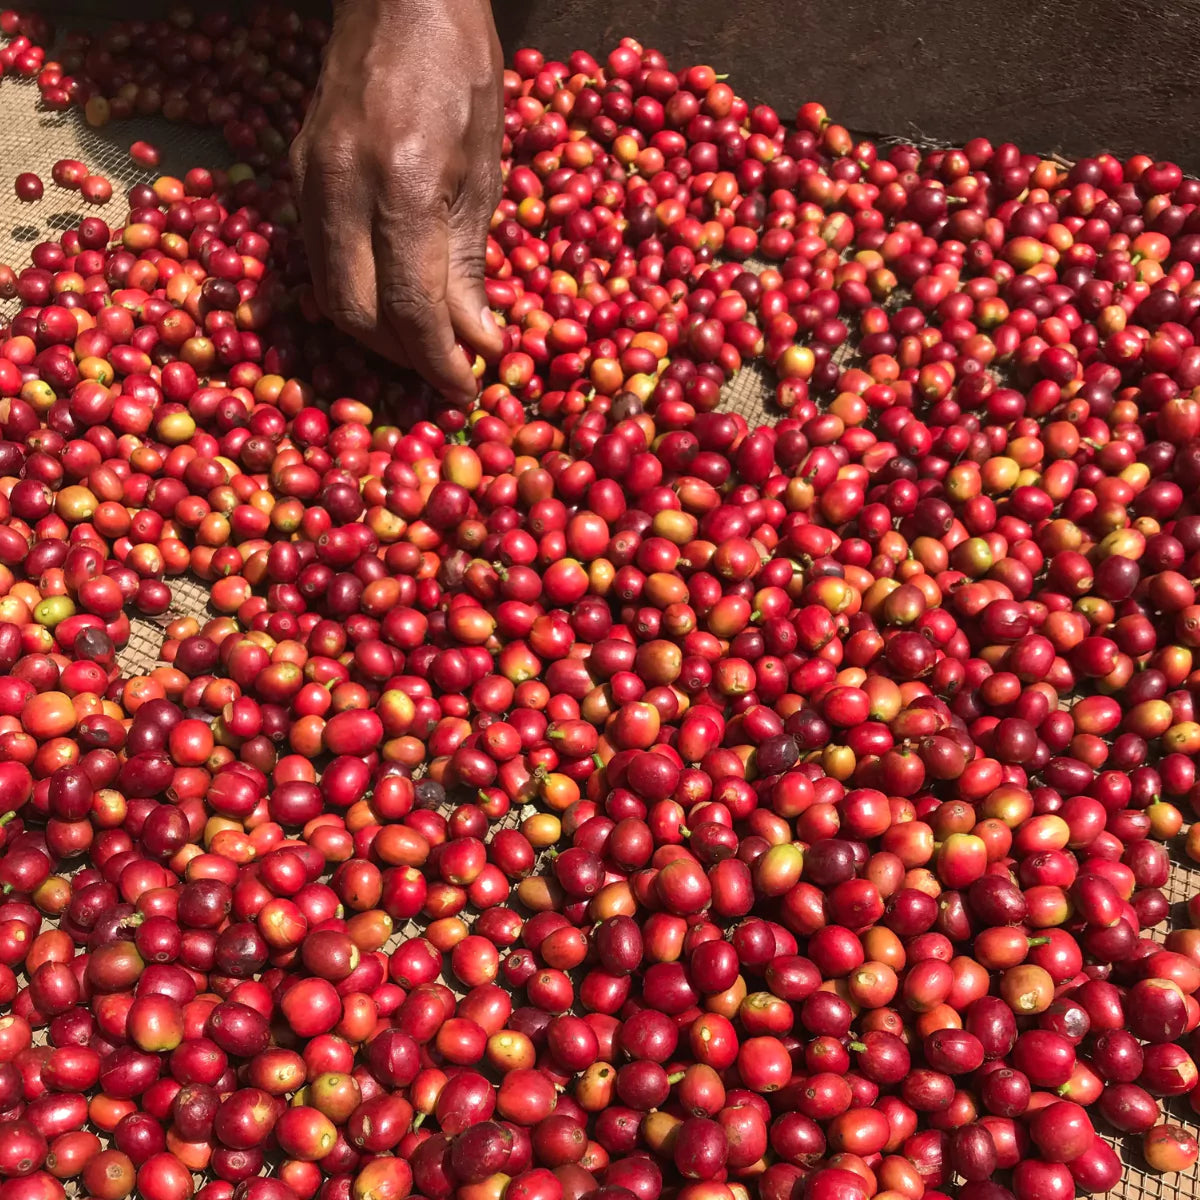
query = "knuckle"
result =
(449, 239, 487, 277)
(321, 293, 373, 335)
(384, 150, 459, 208)
(305, 142, 357, 192)
(481, 171, 502, 213)
(380, 280, 439, 325)
(380, 133, 432, 174)
(385, 178, 441, 217)
(449, 165, 500, 227)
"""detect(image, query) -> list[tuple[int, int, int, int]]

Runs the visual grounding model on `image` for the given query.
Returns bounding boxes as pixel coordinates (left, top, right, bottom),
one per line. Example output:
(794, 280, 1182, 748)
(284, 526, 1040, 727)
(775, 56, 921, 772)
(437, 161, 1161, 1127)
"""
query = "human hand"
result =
(290, 0, 504, 404)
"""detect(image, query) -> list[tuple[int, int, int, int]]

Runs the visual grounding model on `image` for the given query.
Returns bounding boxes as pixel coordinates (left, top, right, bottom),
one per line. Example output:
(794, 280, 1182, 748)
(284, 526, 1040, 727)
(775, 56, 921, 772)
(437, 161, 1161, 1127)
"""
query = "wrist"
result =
(332, 0, 491, 27)
(327, 0, 496, 79)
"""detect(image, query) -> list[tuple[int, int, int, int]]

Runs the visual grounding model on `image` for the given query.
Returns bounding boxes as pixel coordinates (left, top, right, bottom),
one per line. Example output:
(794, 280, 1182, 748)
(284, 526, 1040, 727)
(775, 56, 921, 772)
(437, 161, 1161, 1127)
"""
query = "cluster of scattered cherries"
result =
(0, 8, 1199, 1200)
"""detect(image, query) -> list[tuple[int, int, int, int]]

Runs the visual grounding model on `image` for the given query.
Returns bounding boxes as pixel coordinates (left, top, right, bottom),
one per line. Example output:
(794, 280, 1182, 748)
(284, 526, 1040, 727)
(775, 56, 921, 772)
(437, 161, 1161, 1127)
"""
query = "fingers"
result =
(308, 182, 382, 353)
(292, 138, 398, 363)
(446, 156, 505, 361)
(374, 209, 479, 404)
(290, 73, 498, 398)
(446, 69, 505, 361)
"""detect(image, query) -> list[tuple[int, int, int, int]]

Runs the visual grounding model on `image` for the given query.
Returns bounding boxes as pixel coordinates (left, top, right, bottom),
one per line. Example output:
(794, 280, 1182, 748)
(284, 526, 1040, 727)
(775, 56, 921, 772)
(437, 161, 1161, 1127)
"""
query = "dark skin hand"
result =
(290, 0, 505, 404)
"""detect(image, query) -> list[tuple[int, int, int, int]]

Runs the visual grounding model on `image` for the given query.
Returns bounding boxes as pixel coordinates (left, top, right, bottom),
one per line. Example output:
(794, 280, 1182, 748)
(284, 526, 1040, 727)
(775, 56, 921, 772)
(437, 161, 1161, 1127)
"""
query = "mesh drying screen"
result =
(0, 105, 231, 297)
(718, 252, 777, 424)
(0, 78, 231, 675)
(0, 51, 1198, 1200)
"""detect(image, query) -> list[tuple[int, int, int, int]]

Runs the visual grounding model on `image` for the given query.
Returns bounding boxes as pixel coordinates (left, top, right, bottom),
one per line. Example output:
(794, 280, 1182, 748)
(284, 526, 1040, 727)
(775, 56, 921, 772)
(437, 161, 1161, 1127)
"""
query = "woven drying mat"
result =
(0, 75, 231, 675)
(1, 53, 1200, 1200)
(0, 101, 232, 296)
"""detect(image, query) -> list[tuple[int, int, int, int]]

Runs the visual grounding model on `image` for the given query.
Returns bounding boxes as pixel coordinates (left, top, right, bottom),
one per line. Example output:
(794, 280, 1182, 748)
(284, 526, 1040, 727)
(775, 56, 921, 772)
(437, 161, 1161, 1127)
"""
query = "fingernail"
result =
(480, 306, 500, 336)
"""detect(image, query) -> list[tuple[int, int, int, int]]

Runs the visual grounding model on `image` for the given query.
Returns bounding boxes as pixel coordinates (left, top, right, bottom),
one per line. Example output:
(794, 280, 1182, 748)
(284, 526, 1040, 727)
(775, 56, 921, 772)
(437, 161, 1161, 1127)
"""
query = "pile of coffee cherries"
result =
(0, 9, 1199, 1200)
